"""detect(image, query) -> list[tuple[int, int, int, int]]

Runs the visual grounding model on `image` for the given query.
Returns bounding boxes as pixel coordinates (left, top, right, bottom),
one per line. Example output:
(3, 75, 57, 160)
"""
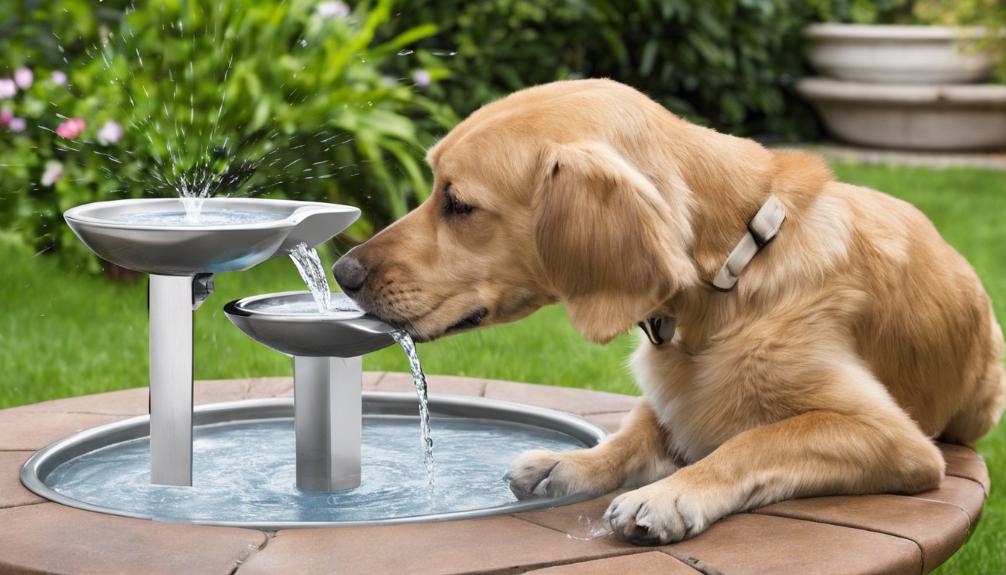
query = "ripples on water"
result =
(113, 209, 281, 226)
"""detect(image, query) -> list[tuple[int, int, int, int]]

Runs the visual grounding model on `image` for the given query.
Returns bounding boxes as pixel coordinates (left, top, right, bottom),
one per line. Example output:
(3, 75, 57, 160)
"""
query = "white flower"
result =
(412, 69, 432, 88)
(97, 120, 124, 145)
(8, 117, 26, 133)
(51, 71, 67, 86)
(41, 161, 64, 187)
(0, 79, 16, 99)
(316, 1, 349, 19)
(14, 67, 33, 90)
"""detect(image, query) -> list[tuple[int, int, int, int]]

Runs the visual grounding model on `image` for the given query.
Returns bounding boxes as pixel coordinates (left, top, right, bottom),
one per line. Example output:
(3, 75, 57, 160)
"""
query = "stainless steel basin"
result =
(64, 198, 359, 275)
(224, 291, 397, 358)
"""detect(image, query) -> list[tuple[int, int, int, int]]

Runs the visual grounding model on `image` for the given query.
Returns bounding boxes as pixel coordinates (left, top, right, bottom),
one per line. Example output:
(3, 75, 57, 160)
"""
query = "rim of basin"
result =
(804, 23, 992, 41)
(224, 291, 396, 332)
(796, 78, 1006, 107)
(64, 197, 358, 233)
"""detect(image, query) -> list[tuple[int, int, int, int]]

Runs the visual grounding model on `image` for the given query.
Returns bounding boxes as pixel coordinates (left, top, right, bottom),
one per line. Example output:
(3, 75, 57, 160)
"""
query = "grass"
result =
(0, 161, 1003, 573)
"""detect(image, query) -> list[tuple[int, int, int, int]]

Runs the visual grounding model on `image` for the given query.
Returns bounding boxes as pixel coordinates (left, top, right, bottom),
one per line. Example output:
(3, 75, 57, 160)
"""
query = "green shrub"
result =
(0, 0, 455, 268)
(385, 0, 823, 140)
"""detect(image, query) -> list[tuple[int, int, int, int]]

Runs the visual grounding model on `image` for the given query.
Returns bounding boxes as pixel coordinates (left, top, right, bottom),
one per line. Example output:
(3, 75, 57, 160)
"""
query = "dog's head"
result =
(333, 80, 696, 343)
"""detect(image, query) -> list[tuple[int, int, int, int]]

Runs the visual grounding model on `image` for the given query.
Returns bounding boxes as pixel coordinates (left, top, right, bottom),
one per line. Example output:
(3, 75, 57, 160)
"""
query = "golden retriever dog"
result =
(333, 79, 1005, 544)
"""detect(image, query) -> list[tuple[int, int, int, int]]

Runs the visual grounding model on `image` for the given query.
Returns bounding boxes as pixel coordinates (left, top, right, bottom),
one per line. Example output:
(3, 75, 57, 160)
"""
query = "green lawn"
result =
(0, 161, 1003, 573)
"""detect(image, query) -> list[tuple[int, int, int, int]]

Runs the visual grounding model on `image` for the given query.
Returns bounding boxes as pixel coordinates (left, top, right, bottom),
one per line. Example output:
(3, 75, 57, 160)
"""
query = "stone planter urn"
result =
(805, 23, 992, 84)
(798, 23, 1006, 151)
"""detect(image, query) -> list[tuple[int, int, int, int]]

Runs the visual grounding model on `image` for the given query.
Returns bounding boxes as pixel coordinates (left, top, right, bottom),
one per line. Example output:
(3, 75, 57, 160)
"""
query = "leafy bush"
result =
(385, 0, 823, 140)
(0, 0, 454, 268)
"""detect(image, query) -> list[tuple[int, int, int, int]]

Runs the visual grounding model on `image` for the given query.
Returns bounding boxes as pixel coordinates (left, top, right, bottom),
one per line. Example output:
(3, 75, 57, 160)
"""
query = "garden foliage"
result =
(0, 0, 453, 265)
(388, 0, 822, 140)
(4, 0, 997, 270)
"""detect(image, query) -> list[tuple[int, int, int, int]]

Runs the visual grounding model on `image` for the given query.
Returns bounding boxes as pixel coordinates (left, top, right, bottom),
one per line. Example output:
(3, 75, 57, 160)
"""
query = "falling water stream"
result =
(288, 242, 435, 487)
(391, 330, 436, 489)
(288, 242, 333, 313)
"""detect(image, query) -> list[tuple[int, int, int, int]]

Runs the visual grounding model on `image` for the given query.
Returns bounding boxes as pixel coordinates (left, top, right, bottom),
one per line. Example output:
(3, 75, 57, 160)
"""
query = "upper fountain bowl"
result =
(64, 198, 359, 276)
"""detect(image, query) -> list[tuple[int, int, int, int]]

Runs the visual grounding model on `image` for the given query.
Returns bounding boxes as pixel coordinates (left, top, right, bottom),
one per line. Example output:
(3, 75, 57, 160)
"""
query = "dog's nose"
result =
(332, 255, 368, 292)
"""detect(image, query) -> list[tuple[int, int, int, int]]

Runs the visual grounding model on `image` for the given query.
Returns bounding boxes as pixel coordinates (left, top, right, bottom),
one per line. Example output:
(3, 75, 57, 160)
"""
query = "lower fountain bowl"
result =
(20, 393, 606, 528)
(225, 291, 398, 358)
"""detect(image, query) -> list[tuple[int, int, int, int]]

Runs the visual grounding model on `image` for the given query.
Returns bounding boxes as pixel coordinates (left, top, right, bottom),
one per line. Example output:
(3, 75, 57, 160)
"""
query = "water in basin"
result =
(112, 209, 283, 226)
(44, 416, 586, 523)
(243, 293, 363, 318)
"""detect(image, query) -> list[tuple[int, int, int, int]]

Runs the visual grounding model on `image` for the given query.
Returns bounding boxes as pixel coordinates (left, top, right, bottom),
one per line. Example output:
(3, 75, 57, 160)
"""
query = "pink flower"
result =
(8, 117, 26, 133)
(412, 69, 432, 88)
(55, 117, 85, 139)
(51, 71, 67, 86)
(97, 120, 123, 145)
(1, 107, 11, 127)
(14, 67, 33, 90)
(316, 1, 349, 19)
(0, 79, 15, 99)
(41, 161, 63, 187)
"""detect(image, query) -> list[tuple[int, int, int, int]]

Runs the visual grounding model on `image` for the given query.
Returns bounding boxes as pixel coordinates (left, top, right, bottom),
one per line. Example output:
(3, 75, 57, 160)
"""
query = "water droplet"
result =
(396, 49, 414, 56)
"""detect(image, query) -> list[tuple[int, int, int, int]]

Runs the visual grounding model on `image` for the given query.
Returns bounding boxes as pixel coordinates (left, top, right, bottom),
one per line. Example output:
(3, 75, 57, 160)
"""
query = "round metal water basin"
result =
(20, 393, 606, 529)
(224, 291, 398, 358)
(64, 198, 359, 275)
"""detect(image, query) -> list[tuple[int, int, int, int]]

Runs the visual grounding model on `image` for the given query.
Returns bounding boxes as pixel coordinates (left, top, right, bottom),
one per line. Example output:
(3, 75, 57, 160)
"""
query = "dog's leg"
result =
(604, 398, 944, 545)
(507, 400, 678, 499)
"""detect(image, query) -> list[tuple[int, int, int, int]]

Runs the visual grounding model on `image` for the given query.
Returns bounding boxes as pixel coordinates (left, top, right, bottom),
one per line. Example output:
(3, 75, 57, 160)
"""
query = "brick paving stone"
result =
(940, 443, 990, 494)
(4, 387, 149, 416)
(483, 379, 639, 415)
(755, 492, 969, 572)
(0, 503, 266, 575)
(377, 372, 489, 396)
(243, 376, 296, 398)
(527, 551, 700, 574)
(515, 493, 619, 539)
(238, 516, 639, 575)
(192, 378, 251, 404)
(912, 476, 987, 527)
(583, 411, 628, 433)
(0, 411, 123, 451)
(0, 451, 43, 508)
(667, 513, 922, 575)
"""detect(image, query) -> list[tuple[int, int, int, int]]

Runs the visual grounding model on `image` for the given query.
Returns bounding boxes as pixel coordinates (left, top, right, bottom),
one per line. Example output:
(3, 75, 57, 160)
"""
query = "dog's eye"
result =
(442, 184, 474, 216)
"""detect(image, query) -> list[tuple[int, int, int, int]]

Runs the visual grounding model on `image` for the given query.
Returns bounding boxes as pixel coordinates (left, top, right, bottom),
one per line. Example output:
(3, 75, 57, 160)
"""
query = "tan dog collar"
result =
(639, 195, 786, 345)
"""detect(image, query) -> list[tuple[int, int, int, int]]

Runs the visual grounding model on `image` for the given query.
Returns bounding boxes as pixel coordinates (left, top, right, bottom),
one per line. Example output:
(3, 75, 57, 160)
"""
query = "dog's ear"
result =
(534, 141, 691, 343)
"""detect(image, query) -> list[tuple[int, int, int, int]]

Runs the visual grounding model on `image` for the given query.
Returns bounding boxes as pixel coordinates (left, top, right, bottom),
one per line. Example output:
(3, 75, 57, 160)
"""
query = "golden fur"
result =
(335, 79, 1005, 544)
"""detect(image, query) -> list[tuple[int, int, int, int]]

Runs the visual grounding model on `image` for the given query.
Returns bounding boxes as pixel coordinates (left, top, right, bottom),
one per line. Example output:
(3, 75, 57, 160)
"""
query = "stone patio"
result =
(0, 375, 989, 574)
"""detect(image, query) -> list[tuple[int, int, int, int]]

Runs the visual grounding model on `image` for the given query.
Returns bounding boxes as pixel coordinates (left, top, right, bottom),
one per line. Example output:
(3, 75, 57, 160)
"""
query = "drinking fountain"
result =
(63, 197, 360, 486)
(23, 196, 608, 527)
(224, 291, 397, 491)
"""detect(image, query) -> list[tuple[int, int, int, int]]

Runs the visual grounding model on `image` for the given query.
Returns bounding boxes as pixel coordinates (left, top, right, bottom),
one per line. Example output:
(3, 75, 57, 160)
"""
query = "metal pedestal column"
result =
(148, 274, 195, 486)
(293, 355, 362, 491)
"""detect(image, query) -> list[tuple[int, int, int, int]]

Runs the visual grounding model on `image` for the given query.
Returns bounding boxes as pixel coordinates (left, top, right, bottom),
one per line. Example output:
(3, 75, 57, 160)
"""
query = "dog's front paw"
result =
(506, 448, 614, 500)
(603, 477, 717, 545)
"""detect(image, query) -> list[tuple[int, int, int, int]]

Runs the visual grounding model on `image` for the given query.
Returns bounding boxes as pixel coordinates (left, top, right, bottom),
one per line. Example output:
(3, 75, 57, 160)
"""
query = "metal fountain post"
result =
(147, 273, 214, 486)
(293, 356, 363, 490)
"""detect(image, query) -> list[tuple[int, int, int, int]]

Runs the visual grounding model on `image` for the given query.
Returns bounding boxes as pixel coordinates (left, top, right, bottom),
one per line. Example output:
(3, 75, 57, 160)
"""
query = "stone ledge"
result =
(0, 376, 989, 575)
